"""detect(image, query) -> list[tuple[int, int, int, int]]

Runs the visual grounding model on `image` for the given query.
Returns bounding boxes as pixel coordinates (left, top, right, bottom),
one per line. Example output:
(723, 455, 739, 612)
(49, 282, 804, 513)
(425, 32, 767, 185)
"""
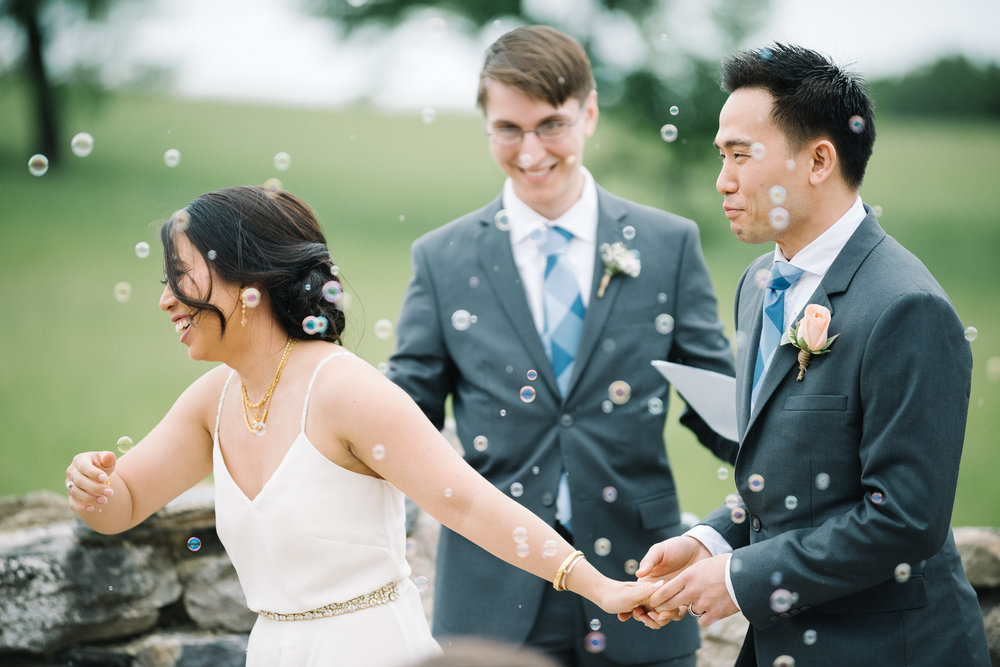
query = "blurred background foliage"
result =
(1, 0, 998, 526)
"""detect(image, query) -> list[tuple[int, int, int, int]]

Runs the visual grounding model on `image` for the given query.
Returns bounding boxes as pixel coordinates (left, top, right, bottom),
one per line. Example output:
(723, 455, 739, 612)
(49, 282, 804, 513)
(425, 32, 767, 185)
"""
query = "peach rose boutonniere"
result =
(781, 303, 840, 381)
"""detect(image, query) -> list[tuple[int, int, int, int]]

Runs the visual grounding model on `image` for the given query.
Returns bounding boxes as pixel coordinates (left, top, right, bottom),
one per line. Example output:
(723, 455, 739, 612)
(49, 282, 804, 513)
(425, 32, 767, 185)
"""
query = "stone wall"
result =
(1, 488, 997, 666)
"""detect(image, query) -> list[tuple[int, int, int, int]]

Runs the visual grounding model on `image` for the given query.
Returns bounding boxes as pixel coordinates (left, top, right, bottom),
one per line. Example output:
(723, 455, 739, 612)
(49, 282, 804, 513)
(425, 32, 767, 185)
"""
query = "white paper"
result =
(651, 360, 738, 442)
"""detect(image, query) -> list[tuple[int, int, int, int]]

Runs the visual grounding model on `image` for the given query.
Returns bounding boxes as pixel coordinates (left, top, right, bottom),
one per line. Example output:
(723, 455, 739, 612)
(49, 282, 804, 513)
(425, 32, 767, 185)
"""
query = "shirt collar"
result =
(774, 195, 867, 277)
(503, 168, 598, 245)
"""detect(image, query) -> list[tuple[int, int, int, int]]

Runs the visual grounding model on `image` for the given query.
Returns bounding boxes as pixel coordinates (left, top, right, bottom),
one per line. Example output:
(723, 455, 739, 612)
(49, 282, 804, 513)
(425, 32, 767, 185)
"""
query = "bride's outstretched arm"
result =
(314, 354, 661, 618)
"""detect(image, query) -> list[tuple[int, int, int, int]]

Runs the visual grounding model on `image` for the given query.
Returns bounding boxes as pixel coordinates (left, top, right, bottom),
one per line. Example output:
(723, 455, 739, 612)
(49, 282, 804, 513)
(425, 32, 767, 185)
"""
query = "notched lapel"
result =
(475, 206, 559, 398)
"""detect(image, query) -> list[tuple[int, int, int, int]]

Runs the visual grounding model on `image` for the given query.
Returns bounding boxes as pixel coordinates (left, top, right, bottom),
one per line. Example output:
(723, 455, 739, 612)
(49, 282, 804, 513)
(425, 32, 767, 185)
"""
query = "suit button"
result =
(542, 493, 555, 506)
(751, 516, 761, 531)
(559, 414, 574, 428)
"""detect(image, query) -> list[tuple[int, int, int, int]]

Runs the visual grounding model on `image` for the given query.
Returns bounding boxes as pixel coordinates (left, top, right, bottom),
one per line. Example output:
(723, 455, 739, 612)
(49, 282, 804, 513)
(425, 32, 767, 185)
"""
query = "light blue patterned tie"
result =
(751, 261, 804, 408)
(541, 226, 585, 397)
(540, 226, 585, 533)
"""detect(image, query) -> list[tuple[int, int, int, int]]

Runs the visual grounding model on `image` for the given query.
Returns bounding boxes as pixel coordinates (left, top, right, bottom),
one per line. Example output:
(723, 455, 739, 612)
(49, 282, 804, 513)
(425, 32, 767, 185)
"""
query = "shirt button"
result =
(542, 492, 555, 506)
(751, 516, 762, 531)
(559, 414, 574, 428)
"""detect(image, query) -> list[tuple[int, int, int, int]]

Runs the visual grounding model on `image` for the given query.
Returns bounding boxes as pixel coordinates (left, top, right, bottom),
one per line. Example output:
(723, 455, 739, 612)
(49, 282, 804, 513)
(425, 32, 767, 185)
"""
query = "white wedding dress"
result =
(212, 350, 441, 666)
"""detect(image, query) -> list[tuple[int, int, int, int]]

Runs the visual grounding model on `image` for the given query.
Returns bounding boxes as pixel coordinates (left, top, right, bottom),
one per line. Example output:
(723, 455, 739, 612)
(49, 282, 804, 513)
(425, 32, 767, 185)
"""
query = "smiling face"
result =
(484, 81, 598, 220)
(714, 87, 818, 254)
(158, 231, 240, 361)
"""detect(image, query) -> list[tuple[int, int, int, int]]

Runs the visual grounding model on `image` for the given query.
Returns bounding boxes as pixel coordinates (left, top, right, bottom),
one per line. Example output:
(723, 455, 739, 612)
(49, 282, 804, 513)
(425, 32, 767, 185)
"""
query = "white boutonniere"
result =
(781, 303, 839, 380)
(597, 242, 641, 298)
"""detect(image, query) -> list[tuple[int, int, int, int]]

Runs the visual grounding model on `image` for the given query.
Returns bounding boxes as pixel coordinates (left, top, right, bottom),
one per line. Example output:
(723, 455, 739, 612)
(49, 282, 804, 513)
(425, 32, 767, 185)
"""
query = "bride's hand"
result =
(597, 578, 664, 618)
(66, 451, 117, 513)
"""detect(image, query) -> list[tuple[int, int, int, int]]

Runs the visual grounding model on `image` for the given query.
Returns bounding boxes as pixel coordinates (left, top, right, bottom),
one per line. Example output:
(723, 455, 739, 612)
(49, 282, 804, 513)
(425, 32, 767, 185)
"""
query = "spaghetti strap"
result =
(216, 369, 237, 440)
(300, 350, 350, 431)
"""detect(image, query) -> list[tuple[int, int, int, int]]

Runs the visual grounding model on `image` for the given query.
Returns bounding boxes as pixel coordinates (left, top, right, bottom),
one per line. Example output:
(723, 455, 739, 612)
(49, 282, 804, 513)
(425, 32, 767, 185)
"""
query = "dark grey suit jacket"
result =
(388, 186, 736, 662)
(702, 208, 989, 666)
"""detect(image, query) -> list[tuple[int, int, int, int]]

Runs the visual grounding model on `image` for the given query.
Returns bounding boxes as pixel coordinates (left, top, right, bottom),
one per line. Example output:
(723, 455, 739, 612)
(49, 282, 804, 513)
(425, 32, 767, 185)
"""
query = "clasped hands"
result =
(617, 536, 739, 629)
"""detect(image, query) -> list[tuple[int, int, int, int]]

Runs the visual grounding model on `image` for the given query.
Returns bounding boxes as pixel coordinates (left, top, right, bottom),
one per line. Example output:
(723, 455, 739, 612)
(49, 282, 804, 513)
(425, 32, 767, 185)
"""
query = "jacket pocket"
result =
(784, 394, 848, 412)
(814, 574, 927, 615)
(637, 492, 681, 531)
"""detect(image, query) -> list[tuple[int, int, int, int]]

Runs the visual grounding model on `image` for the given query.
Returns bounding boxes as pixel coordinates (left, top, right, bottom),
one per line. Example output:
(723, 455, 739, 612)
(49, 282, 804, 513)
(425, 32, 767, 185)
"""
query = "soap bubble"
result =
(28, 154, 49, 176)
(473, 435, 488, 452)
(421, 107, 437, 124)
(71, 132, 94, 157)
(494, 209, 511, 231)
(187, 537, 202, 551)
(135, 242, 150, 259)
(669, 105, 679, 116)
(770, 588, 793, 613)
(659, 124, 678, 142)
(964, 326, 978, 342)
(784, 495, 798, 510)
(730, 507, 747, 523)
(264, 177, 282, 192)
(717, 467, 730, 480)
(748, 473, 765, 492)
(894, 562, 911, 583)
(985, 356, 1000, 383)
(750, 142, 766, 159)
(655, 313, 675, 334)
(647, 397, 664, 415)
(518, 153, 534, 168)
(163, 149, 181, 167)
(273, 152, 291, 171)
(371, 444, 386, 460)
(413, 576, 429, 592)
(773, 656, 796, 667)
(624, 559, 639, 575)
(622, 225, 636, 241)
(754, 268, 770, 289)
(510, 482, 524, 497)
(768, 185, 787, 205)
(602, 486, 618, 502)
(516, 543, 530, 558)
(608, 380, 631, 405)
(803, 629, 817, 645)
(848, 115, 866, 133)
(657, 292, 668, 303)
(584, 632, 607, 653)
(512, 526, 528, 543)
(526, 369, 538, 381)
(451, 309, 472, 331)
(543, 540, 559, 557)
(601, 400, 614, 414)
(815, 472, 831, 490)
(590, 618, 602, 631)
(519, 386, 536, 403)
(374, 319, 393, 339)
(443, 487, 452, 498)
(207, 249, 217, 261)
(321, 281, 343, 303)
(769, 207, 790, 230)
(113, 282, 132, 303)
(116, 436, 134, 453)
(870, 490, 884, 504)
(594, 538, 612, 556)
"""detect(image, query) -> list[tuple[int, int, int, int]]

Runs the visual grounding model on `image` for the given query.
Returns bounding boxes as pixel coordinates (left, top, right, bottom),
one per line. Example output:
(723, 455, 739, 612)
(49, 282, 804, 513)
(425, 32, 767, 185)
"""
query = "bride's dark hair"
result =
(160, 186, 346, 343)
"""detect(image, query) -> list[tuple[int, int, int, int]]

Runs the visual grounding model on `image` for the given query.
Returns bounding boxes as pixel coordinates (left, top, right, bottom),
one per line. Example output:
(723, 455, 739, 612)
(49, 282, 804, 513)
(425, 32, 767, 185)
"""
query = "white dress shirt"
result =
(503, 168, 599, 335)
(687, 195, 867, 609)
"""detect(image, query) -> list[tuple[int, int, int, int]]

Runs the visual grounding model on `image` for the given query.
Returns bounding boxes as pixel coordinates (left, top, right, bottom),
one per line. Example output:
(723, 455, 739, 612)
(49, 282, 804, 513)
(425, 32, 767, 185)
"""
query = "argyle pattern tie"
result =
(541, 226, 585, 397)
(751, 261, 804, 408)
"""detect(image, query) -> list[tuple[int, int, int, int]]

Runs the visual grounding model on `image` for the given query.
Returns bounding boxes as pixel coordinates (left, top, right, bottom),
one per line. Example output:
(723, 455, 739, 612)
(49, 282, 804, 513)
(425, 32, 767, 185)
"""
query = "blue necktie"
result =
(751, 261, 804, 408)
(540, 226, 585, 532)
(541, 227, 585, 397)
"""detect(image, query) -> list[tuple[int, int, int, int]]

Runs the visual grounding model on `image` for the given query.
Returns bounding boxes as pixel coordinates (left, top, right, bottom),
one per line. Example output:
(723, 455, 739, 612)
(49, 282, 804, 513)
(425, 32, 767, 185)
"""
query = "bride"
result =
(65, 186, 660, 666)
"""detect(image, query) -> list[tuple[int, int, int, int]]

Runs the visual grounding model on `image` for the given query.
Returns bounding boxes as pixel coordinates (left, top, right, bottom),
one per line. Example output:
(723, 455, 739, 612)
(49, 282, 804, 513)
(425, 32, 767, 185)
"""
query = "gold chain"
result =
(241, 339, 297, 434)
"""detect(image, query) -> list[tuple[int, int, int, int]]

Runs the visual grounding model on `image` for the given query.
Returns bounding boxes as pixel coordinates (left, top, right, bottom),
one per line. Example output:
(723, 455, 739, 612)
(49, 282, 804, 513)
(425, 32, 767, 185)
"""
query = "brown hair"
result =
(477, 25, 595, 111)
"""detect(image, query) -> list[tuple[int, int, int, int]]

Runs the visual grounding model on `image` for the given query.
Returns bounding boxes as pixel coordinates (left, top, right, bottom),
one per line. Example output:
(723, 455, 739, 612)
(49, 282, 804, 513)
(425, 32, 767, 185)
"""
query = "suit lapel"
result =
(743, 208, 886, 437)
(475, 197, 560, 399)
(564, 187, 629, 398)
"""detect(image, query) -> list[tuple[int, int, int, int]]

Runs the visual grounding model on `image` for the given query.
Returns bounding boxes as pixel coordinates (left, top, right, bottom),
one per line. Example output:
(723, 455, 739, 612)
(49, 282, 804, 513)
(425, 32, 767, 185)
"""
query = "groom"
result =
(630, 44, 990, 665)
(388, 25, 736, 666)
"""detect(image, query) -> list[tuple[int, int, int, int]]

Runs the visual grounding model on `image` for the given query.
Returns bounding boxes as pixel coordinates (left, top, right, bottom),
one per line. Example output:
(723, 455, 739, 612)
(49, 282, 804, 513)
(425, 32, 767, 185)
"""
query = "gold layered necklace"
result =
(241, 338, 297, 435)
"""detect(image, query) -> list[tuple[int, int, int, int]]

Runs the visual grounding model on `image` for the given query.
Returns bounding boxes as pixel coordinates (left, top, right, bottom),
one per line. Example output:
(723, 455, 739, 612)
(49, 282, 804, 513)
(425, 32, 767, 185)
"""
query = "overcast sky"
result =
(7, 0, 1000, 113)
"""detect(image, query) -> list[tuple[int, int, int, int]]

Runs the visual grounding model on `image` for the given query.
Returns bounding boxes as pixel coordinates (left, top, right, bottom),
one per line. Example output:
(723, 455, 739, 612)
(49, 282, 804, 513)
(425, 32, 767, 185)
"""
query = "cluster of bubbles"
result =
(302, 315, 329, 335)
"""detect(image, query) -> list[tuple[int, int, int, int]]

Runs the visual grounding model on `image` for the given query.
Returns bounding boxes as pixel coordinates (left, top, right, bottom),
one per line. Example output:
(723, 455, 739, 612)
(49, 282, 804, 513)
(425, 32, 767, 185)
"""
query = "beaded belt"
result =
(258, 581, 400, 621)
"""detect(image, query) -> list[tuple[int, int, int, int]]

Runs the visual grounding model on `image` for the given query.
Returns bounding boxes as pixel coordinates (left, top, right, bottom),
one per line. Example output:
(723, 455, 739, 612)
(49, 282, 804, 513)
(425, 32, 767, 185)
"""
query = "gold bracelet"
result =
(553, 550, 585, 591)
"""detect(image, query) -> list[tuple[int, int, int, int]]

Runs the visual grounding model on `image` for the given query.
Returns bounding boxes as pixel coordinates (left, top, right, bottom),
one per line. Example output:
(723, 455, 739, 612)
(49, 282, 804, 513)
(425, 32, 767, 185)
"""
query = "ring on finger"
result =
(65, 479, 74, 492)
(688, 606, 704, 618)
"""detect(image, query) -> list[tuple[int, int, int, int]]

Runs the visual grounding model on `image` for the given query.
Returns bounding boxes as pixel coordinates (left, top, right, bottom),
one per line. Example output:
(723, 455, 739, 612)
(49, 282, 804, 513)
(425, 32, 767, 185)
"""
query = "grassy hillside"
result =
(1, 88, 997, 526)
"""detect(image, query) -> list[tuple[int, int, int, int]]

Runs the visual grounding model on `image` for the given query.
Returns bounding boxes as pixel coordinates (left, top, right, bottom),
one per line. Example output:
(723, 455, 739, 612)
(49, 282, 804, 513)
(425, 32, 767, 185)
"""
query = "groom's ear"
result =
(807, 139, 838, 186)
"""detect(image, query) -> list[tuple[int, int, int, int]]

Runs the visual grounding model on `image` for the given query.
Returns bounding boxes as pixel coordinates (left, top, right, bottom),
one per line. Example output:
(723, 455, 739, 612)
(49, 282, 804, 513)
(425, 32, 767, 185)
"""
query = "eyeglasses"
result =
(485, 113, 584, 145)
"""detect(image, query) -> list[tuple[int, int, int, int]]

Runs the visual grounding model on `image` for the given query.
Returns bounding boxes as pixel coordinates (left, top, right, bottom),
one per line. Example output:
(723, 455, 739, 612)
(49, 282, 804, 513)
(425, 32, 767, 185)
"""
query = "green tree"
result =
(870, 55, 1000, 119)
(1, 0, 117, 167)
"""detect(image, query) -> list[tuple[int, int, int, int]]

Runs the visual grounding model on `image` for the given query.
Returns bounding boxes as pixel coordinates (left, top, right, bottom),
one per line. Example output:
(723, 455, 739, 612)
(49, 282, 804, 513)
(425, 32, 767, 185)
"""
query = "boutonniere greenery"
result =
(781, 303, 839, 380)
(597, 242, 641, 298)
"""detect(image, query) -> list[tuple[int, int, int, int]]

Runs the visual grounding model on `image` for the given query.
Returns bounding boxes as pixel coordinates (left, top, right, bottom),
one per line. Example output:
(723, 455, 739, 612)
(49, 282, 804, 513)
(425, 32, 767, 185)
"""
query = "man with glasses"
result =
(388, 25, 736, 666)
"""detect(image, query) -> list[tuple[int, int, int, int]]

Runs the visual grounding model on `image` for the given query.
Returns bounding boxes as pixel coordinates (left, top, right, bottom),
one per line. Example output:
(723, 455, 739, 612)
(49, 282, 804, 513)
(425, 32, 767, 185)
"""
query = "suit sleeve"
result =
(386, 239, 456, 430)
(731, 289, 972, 628)
(668, 224, 739, 464)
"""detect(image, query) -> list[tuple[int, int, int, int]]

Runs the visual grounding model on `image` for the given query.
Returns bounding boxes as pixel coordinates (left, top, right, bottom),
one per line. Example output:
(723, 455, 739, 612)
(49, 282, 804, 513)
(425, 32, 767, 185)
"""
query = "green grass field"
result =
(1, 87, 997, 527)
